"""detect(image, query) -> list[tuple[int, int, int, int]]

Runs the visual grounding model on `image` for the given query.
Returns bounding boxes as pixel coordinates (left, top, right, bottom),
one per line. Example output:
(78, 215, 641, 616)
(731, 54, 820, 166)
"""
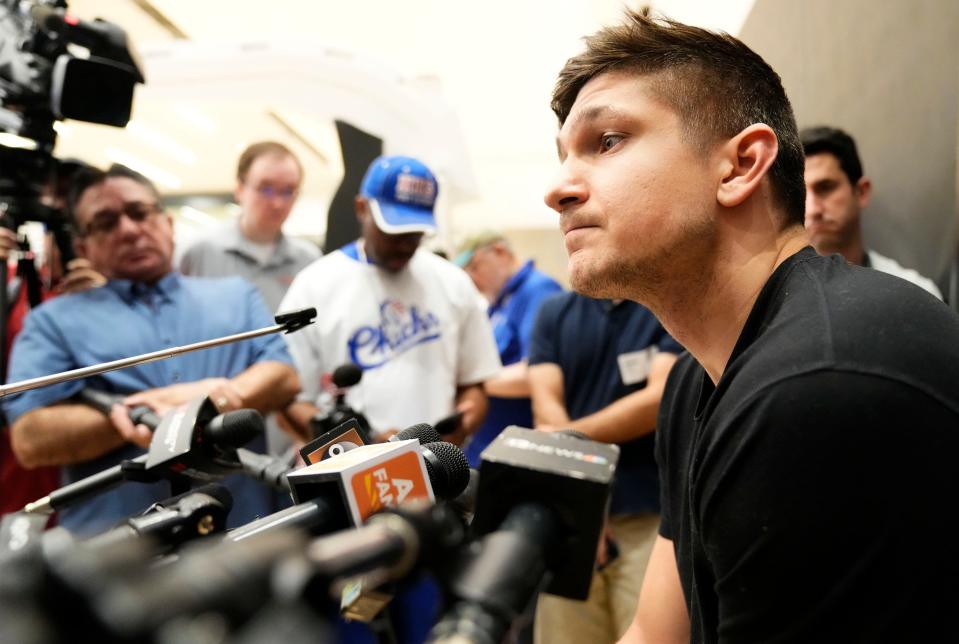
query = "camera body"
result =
(0, 0, 143, 235)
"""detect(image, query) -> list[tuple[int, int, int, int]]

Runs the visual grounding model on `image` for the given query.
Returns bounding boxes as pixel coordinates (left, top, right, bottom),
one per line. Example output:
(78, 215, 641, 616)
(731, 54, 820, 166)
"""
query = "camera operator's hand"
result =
(0, 228, 19, 261)
(56, 258, 106, 294)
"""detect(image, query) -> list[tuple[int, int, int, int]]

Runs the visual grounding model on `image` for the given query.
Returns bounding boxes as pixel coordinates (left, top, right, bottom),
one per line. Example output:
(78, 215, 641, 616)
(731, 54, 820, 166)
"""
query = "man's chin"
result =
(569, 259, 625, 300)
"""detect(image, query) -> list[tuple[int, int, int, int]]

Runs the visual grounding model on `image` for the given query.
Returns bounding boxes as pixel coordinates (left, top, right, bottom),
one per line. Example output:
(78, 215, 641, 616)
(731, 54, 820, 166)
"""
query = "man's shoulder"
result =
(282, 235, 322, 263)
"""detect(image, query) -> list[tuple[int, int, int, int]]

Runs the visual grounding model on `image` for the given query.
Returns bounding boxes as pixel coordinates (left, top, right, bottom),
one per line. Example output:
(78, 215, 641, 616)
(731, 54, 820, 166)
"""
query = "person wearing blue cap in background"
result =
(279, 155, 500, 444)
(278, 156, 501, 643)
(452, 231, 562, 468)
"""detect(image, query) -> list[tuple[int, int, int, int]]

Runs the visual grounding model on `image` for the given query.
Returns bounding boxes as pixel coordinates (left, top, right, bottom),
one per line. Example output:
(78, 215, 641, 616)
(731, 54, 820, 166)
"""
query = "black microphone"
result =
(82, 483, 233, 554)
(428, 426, 619, 643)
(76, 388, 161, 429)
(331, 363, 362, 389)
(25, 394, 267, 514)
(227, 432, 471, 543)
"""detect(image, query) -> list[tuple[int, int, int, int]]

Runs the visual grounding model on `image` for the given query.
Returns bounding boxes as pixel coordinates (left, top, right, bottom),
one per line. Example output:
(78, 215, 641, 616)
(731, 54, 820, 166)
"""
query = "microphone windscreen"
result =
(331, 363, 363, 388)
(203, 409, 265, 449)
(393, 423, 441, 445)
(423, 441, 471, 499)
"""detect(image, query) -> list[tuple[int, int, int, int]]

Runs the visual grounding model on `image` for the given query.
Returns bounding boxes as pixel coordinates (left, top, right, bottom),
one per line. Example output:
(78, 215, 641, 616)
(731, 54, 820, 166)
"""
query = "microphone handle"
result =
(76, 388, 161, 430)
(235, 448, 291, 492)
(40, 453, 149, 512)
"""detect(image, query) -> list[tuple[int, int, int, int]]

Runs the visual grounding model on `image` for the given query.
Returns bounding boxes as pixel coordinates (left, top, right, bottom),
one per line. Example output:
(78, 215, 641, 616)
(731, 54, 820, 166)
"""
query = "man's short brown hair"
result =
(552, 10, 805, 226)
(236, 141, 303, 184)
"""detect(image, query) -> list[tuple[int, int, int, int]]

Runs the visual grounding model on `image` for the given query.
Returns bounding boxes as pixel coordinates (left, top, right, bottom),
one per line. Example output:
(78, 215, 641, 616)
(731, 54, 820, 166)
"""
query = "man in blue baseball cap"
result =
(279, 155, 501, 643)
(280, 153, 500, 443)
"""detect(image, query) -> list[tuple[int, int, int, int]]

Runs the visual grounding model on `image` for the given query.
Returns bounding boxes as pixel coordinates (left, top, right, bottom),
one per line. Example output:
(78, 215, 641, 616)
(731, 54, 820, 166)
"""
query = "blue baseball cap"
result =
(360, 155, 438, 234)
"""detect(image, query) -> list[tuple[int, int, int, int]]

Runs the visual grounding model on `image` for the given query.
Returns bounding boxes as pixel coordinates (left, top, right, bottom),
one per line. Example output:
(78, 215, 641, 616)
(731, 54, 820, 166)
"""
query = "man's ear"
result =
(854, 176, 872, 210)
(233, 180, 244, 206)
(73, 235, 87, 260)
(354, 196, 369, 225)
(716, 124, 779, 209)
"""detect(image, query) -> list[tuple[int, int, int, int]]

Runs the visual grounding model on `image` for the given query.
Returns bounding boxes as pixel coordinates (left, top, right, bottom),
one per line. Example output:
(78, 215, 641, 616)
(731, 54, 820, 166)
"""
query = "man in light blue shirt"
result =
(4, 164, 300, 535)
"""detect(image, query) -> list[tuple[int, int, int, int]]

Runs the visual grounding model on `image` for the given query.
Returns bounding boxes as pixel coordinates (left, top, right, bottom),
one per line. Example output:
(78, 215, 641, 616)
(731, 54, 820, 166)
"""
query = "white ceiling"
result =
(55, 0, 755, 242)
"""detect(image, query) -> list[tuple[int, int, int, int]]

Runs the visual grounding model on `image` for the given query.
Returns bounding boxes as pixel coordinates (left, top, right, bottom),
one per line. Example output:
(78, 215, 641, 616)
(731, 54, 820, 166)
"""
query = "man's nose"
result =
(804, 191, 822, 224)
(544, 163, 587, 214)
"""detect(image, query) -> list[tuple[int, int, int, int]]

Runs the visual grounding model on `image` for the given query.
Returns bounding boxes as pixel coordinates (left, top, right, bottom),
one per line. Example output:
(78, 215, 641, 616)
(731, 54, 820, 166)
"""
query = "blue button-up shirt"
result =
(4, 272, 293, 535)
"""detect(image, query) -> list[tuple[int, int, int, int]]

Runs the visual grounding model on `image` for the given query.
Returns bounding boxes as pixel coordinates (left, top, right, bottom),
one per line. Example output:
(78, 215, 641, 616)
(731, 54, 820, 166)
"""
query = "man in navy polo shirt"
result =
(453, 231, 562, 467)
(528, 292, 681, 644)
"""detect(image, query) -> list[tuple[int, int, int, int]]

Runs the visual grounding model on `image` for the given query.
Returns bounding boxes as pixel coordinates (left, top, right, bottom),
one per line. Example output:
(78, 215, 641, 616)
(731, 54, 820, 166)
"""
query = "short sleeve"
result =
(528, 293, 565, 366)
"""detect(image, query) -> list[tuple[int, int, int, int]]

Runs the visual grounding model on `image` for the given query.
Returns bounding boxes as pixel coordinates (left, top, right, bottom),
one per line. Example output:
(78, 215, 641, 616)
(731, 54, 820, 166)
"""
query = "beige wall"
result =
(739, 0, 959, 284)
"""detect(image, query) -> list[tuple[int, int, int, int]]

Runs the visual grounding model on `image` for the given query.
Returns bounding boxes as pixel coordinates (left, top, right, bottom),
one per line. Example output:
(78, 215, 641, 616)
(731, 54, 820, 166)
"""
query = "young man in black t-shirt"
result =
(544, 10, 959, 644)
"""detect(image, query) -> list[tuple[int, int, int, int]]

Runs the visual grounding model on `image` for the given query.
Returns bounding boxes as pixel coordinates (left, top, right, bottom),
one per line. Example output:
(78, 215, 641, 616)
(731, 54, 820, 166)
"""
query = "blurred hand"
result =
(122, 378, 243, 417)
(56, 258, 106, 294)
(0, 228, 19, 262)
(109, 403, 152, 449)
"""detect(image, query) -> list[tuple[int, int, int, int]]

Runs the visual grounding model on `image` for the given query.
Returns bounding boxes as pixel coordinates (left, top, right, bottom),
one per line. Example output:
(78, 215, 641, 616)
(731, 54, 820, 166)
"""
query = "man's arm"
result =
(528, 362, 572, 427)
(541, 352, 677, 443)
(483, 360, 531, 398)
(11, 404, 127, 468)
(14, 361, 301, 467)
(618, 536, 690, 644)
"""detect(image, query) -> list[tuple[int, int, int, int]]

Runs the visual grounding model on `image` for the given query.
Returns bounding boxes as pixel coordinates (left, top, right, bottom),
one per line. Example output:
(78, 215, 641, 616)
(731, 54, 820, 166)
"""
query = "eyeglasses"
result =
(251, 185, 299, 201)
(79, 202, 163, 237)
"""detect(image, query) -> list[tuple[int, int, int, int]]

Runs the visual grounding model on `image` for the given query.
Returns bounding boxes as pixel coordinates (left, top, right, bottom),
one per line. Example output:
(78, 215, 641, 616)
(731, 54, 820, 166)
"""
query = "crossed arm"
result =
(11, 361, 299, 468)
(528, 351, 677, 443)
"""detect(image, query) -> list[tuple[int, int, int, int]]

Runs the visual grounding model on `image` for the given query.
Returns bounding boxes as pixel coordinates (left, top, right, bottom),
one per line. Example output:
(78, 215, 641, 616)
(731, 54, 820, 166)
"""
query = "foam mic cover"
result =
(421, 441, 470, 500)
(331, 363, 363, 388)
(390, 423, 441, 445)
(202, 409, 265, 449)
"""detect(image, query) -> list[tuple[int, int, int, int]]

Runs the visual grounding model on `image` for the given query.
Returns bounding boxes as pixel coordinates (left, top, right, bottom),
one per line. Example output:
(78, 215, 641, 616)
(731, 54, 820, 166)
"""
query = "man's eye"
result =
(600, 134, 624, 151)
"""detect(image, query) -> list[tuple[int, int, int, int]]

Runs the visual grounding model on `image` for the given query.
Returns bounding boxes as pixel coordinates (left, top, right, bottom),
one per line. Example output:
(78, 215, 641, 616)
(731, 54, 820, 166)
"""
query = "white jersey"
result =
(279, 244, 501, 434)
(867, 250, 942, 300)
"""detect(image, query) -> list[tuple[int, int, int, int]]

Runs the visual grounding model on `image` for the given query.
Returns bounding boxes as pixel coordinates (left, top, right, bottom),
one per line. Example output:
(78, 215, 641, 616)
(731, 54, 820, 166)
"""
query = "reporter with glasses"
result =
(3, 164, 300, 536)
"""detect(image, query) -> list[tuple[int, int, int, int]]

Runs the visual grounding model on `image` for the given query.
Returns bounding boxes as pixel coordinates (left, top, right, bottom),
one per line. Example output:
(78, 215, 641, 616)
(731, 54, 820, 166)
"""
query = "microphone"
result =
(309, 362, 371, 440)
(76, 388, 161, 429)
(24, 394, 267, 514)
(82, 483, 233, 555)
(226, 429, 470, 542)
(331, 363, 362, 389)
(300, 418, 442, 465)
(428, 426, 619, 643)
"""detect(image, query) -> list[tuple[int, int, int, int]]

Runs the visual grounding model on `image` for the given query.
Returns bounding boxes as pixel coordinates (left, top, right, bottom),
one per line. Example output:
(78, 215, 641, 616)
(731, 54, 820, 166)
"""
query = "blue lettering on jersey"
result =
(349, 299, 442, 369)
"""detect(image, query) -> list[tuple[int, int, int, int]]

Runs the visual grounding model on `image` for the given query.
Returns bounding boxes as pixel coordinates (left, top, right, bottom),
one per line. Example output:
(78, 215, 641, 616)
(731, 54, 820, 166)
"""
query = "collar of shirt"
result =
(224, 217, 295, 268)
(490, 259, 536, 313)
(105, 271, 182, 305)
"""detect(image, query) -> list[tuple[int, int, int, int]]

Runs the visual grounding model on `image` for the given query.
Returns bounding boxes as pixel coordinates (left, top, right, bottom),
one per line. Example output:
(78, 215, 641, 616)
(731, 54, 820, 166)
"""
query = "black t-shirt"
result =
(658, 247, 959, 643)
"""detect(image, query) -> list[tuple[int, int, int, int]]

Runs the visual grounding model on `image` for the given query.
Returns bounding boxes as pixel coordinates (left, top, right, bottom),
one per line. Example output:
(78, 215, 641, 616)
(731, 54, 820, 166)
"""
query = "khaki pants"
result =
(534, 513, 659, 644)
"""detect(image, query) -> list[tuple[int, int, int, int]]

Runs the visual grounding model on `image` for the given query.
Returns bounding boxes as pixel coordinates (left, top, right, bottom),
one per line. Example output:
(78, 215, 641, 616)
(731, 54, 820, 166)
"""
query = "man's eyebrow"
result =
(555, 105, 632, 159)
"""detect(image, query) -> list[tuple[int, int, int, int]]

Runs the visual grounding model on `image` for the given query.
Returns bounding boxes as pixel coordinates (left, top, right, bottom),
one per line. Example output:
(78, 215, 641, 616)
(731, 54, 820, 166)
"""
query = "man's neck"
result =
(649, 227, 808, 385)
(839, 241, 866, 266)
(239, 214, 281, 244)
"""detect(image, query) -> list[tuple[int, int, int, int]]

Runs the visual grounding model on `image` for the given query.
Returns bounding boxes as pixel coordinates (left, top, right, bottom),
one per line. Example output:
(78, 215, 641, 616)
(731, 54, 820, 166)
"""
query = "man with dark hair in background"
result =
(453, 230, 562, 467)
(546, 11, 959, 644)
(528, 291, 680, 644)
(801, 125, 941, 298)
(4, 164, 300, 536)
